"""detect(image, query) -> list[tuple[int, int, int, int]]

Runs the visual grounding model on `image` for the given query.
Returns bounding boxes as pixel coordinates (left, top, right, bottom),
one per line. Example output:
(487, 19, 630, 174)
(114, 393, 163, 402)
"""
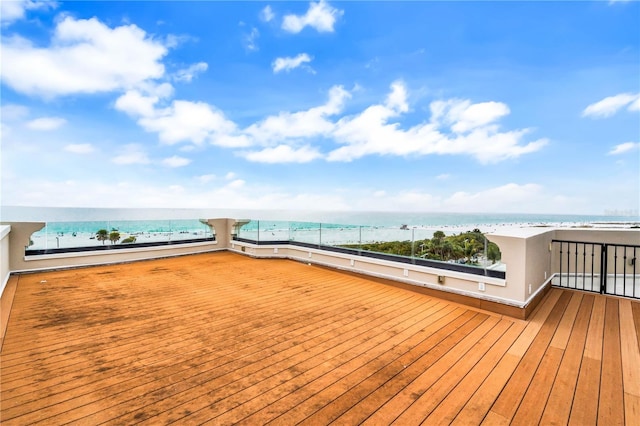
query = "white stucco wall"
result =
(0, 225, 11, 298)
(229, 241, 513, 306)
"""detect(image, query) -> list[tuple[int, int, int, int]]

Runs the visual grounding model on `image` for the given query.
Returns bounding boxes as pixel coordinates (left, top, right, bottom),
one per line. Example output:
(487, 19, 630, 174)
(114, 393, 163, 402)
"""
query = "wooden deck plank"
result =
(512, 292, 588, 425)
(12, 273, 427, 423)
(539, 294, 594, 425)
(422, 320, 527, 425)
(632, 302, 640, 352)
(0, 275, 19, 350)
(483, 290, 573, 422)
(117, 294, 447, 425)
(568, 295, 606, 426)
(257, 308, 473, 426)
(2, 268, 380, 404)
(620, 300, 640, 425)
(0, 252, 637, 425)
(598, 297, 625, 425)
(300, 313, 493, 426)
(1, 270, 381, 398)
(201, 302, 457, 425)
(387, 318, 511, 425)
(338, 315, 500, 426)
(451, 289, 563, 426)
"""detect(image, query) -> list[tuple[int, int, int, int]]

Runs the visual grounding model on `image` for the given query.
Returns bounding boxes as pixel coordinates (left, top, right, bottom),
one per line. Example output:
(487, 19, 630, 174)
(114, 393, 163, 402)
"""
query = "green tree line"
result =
(96, 229, 136, 245)
(341, 229, 501, 265)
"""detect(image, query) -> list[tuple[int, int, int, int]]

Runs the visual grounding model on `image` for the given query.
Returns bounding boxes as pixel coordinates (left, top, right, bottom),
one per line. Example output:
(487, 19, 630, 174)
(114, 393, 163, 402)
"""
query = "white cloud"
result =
(272, 53, 313, 73)
(112, 144, 151, 165)
(64, 143, 94, 154)
(608, 142, 640, 155)
(115, 92, 238, 146)
(260, 5, 275, 22)
(26, 117, 66, 131)
(1, 0, 57, 25)
(140, 100, 237, 145)
(0, 104, 29, 121)
(444, 183, 542, 211)
(436, 174, 450, 180)
(210, 134, 253, 148)
(327, 81, 547, 163)
(174, 62, 208, 83)
(385, 81, 409, 113)
(227, 179, 246, 189)
(225, 172, 237, 180)
(431, 99, 510, 133)
(115, 90, 161, 118)
(582, 92, 640, 118)
(1, 16, 168, 97)
(282, 0, 343, 33)
(244, 84, 350, 145)
(244, 27, 260, 51)
(198, 174, 216, 183)
(241, 144, 323, 163)
(114, 77, 543, 165)
(161, 155, 191, 167)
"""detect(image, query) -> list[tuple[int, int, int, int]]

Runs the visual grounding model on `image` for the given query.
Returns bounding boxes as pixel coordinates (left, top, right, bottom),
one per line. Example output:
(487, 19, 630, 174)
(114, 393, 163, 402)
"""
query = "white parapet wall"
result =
(0, 222, 225, 292)
(228, 240, 516, 307)
(487, 227, 556, 305)
(1, 225, 11, 297)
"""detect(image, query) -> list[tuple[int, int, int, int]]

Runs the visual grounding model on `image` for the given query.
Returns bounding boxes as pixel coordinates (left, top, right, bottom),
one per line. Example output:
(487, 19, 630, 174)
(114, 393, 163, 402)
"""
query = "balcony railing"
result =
(551, 239, 639, 299)
(234, 220, 506, 279)
(25, 219, 214, 255)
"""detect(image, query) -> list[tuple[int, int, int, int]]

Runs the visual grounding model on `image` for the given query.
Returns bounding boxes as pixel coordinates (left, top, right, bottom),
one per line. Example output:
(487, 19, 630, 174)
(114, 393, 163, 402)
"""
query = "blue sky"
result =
(1, 0, 638, 214)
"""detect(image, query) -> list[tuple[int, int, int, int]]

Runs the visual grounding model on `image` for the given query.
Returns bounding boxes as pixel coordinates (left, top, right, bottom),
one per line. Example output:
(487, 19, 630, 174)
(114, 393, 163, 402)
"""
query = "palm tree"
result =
(109, 231, 121, 245)
(96, 229, 108, 245)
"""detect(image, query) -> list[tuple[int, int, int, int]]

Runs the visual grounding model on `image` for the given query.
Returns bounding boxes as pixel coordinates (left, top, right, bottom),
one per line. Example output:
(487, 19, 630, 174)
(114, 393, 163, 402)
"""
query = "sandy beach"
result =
(27, 219, 638, 251)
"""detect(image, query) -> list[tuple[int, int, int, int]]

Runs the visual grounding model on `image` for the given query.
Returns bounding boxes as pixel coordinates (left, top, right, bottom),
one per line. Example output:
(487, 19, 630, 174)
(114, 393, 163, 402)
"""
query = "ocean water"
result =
(2, 205, 637, 227)
(2, 206, 638, 250)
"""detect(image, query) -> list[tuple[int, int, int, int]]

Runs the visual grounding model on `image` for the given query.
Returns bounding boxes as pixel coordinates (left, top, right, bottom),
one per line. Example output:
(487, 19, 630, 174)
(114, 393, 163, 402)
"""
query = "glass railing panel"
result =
(290, 222, 321, 245)
(257, 221, 290, 242)
(320, 223, 361, 246)
(27, 219, 214, 251)
(28, 221, 111, 250)
(236, 220, 260, 241)
(168, 219, 213, 241)
(228, 219, 504, 275)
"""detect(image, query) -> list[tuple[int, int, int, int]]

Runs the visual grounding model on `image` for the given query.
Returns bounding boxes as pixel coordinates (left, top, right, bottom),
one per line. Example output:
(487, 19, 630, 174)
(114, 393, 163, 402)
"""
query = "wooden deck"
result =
(1, 251, 639, 425)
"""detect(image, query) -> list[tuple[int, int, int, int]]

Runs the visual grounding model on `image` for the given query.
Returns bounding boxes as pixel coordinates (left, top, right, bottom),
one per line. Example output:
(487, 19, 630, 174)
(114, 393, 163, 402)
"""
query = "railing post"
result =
(600, 244, 608, 294)
(411, 227, 415, 264)
(559, 241, 563, 287)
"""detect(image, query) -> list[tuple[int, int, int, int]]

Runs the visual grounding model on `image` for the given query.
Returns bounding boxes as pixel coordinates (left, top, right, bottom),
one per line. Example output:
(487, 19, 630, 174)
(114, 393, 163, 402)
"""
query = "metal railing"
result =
(552, 240, 639, 299)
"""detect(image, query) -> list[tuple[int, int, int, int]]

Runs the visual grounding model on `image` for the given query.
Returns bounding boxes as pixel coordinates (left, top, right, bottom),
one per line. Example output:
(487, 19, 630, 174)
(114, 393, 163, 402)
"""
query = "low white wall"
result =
(229, 240, 516, 307)
(0, 225, 11, 298)
(487, 228, 556, 305)
(488, 227, 640, 307)
(16, 241, 223, 273)
(0, 221, 223, 278)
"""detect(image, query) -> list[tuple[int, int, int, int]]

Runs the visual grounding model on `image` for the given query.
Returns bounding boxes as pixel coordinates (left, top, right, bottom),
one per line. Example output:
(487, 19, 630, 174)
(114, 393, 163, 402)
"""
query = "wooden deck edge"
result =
(312, 264, 534, 320)
(522, 282, 553, 320)
(0, 274, 19, 350)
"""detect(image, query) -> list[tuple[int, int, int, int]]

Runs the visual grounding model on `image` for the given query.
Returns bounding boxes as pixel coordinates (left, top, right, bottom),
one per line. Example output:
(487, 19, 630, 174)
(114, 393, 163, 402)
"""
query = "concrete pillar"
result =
(1, 222, 45, 272)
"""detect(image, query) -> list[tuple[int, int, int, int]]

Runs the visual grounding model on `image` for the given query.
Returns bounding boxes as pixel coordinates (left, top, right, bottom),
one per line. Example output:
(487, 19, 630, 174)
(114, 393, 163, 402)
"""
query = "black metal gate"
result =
(551, 240, 639, 299)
